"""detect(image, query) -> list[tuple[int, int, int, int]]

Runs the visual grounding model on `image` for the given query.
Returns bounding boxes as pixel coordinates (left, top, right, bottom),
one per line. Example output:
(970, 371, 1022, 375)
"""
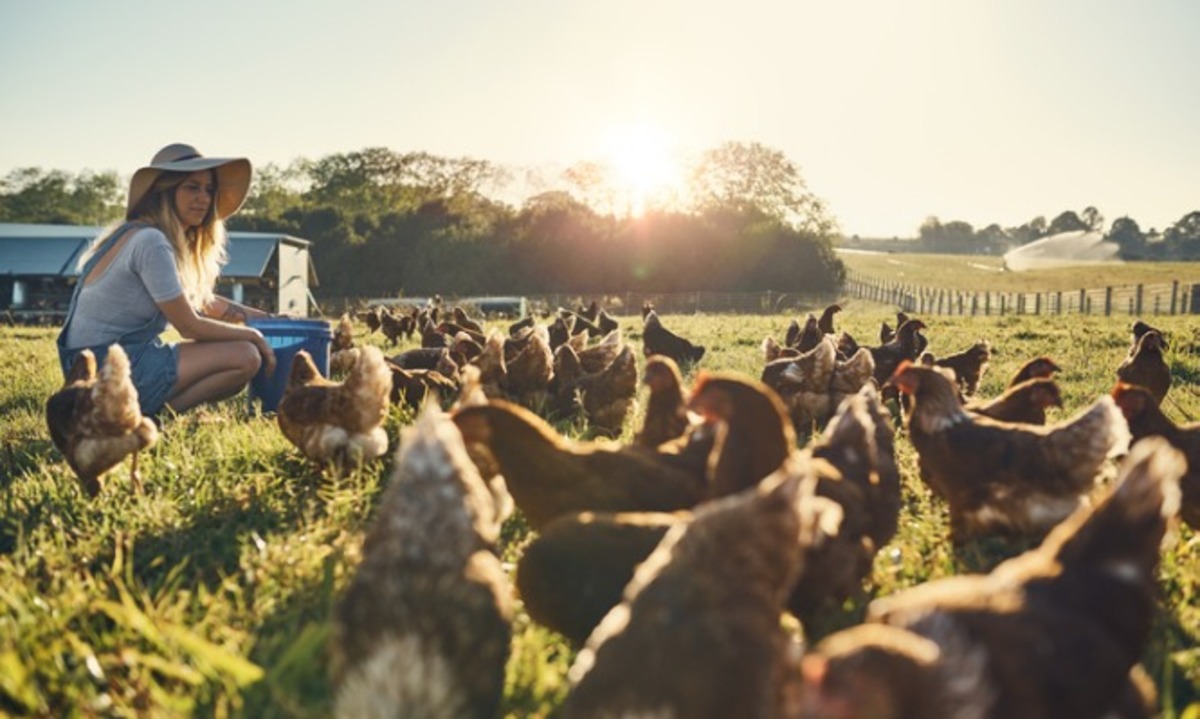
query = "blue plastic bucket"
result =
(247, 318, 333, 413)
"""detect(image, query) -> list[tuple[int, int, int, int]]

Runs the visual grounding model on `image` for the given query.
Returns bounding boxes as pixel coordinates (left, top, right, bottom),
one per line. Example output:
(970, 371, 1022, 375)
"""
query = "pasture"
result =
(1, 303, 1198, 717)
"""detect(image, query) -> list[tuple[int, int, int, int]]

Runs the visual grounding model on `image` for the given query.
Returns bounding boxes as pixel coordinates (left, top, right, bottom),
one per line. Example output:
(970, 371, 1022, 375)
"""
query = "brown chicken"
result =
(354, 306, 382, 334)
(933, 339, 991, 397)
(817, 303, 841, 337)
(968, 377, 1063, 426)
(331, 403, 511, 719)
(635, 355, 692, 448)
(577, 328, 624, 374)
(762, 336, 838, 435)
(1113, 382, 1200, 528)
(502, 324, 554, 407)
(641, 310, 706, 366)
(1117, 328, 1171, 405)
(388, 363, 459, 412)
(451, 305, 484, 335)
(762, 335, 800, 362)
(688, 371, 797, 497)
(516, 509, 688, 646)
(795, 438, 1182, 719)
(828, 347, 876, 412)
(890, 361, 1130, 541)
(470, 331, 508, 399)
(792, 386, 901, 623)
(870, 319, 927, 388)
(276, 345, 392, 470)
(574, 344, 638, 436)
(563, 459, 812, 719)
(793, 314, 823, 353)
(1009, 356, 1061, 387)
(45, 345, 158, 497)
(451, 400, 708, 529)
(378, 307, 411, 347)
(331, 313, 354, 353)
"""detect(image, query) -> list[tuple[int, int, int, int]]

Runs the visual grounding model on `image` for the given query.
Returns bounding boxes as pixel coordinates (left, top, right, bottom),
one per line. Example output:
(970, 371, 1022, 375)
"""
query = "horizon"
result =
(2, 1, 1197, 238)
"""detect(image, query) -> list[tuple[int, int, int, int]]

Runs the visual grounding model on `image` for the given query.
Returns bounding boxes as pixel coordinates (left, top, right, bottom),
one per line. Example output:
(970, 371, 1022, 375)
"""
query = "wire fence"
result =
(843, 272, 1200, 317)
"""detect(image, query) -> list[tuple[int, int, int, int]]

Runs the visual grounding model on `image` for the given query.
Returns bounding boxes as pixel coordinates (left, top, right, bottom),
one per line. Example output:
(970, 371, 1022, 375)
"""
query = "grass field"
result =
(2, 302, 1198, 717)
(837, 250, 1200, 293)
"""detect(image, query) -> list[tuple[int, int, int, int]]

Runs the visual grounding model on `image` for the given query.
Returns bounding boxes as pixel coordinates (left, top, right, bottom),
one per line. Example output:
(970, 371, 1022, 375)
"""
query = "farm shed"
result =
(0, 223, 318, 322)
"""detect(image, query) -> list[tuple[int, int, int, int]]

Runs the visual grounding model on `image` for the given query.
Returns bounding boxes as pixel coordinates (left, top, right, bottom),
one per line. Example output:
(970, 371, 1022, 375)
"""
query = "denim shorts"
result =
(59, 338, 180, 417)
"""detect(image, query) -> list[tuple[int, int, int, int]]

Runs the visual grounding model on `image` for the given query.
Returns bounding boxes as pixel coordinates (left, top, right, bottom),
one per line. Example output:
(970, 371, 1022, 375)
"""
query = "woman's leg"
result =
(166, 341, 262, 412)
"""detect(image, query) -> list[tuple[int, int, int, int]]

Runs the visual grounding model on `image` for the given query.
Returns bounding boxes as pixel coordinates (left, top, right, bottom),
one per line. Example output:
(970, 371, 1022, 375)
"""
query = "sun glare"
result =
(603, 122, 681, 218)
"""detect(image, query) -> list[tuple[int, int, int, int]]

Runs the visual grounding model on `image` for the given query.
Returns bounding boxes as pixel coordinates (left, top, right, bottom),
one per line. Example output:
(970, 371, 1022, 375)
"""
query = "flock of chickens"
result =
(42, 298, 1198, 718)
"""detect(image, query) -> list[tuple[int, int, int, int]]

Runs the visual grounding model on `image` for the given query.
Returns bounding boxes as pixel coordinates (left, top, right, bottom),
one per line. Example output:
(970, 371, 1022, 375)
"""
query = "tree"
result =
(687, 141, 836, 235)
(1047, 210, 1088, 236)
(1107, 216, 1147, 260)
(0, 168, 122, 225)
(1163, 211, 1200, 259)
(1081, 206, 1104, 232)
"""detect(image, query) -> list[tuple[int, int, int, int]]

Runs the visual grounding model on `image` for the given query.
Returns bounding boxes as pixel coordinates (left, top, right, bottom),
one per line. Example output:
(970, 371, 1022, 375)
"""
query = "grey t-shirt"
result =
(64, 227, 185, 348)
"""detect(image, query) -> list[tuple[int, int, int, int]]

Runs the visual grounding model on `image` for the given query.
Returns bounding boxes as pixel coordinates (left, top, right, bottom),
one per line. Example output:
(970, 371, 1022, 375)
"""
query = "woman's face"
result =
(173, 170, 216, 228)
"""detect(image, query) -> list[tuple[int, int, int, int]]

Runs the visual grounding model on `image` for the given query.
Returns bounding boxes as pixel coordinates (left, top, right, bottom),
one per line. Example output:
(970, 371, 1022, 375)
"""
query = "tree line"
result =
(0, 143, 846, 300)
(908, 207, 1200, 260)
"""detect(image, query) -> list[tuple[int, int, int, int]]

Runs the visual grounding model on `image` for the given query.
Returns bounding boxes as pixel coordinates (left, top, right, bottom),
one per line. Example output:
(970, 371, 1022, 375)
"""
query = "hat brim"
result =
(127, 157, 251, 221)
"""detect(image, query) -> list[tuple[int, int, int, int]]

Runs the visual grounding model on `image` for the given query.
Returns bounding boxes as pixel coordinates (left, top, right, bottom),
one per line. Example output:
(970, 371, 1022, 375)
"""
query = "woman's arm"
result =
(201, 295, 271, 324)
(159, 296, 276, 375)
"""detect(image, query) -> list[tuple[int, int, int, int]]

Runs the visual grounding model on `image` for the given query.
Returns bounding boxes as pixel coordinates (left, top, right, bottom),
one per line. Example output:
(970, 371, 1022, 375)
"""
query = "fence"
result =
(843, 272, 1200, 317)
(513, 291, 842, 317)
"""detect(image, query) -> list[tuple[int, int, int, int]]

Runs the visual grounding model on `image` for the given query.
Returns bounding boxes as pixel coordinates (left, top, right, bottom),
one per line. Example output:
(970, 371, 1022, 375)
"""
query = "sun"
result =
(603, 122, 680, 218)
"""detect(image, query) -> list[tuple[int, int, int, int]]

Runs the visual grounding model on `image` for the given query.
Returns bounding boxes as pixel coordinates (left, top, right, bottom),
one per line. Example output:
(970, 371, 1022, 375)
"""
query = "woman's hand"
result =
(249, 330, 277, 376)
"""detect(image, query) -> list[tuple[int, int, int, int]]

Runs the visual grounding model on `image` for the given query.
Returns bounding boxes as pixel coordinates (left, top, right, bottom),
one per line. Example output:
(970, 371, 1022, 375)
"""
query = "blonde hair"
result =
(82, 170, 228, 308)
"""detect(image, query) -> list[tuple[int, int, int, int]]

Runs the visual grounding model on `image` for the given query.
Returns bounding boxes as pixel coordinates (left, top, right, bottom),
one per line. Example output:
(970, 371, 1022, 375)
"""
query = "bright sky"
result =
(1, 0, 1197, 237)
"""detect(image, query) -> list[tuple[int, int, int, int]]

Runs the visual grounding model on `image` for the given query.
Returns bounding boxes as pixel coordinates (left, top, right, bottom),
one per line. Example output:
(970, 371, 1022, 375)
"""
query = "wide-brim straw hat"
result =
(126, 143, 252, 220)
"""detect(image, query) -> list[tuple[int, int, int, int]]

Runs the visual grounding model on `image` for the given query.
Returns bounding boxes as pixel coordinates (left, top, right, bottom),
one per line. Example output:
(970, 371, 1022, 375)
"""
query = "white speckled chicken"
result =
(277, 345, 392, 470)
(332, 402, 511, 719)
(45, 344, 158, 497)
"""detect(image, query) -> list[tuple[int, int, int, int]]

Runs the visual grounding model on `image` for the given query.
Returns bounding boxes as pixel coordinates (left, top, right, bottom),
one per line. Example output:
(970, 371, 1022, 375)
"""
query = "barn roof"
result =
(0, 223, 314, 281)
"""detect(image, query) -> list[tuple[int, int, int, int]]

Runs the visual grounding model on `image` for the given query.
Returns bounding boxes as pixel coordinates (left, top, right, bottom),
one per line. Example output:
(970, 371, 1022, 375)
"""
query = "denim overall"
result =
(56, 222, 180, 416)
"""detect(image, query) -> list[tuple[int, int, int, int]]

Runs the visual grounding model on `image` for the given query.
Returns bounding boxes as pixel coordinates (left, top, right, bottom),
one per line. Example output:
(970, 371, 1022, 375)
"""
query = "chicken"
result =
(45, 345, 158, 497)
(276, 345, 392, 470)
(378, 307, 411, 347)
(331, 403, 511, 719)
(451, 400, 708, 529)
(354, 306, 382, 334)
(329, 346, 362, 375)
(791, 386, 901, 623)
(796, 438, 1183, 719)
(574, 344, 639, 436)
(577, 328, 624, 374)
(470, 331, 508, 399)
(828, 347, 876, 411)
(332, 313, 355, 353)
(388, 363, 458, 412)
(1116, 328, 1171, 405)
(933, 339, 991, 397)
(785, 317, 803, 349)
(1131, 319, 1167, 348)
(835, 330, 860, 359)
(641, 310, 706, 366)
(688, 371, 797, 497)
(793, 314, 823, 353)
(1009, 356, 1061, 387)
(817, 303, 841, 337)
(1113, 382, 1200, 527)
(890, 361, 1130, 541)
(547, 313, 576, 350)
(635, 355, 692, 448)
(762, 335, 800, 362)
(502, 324, 553, 407)
(516, 509, 687, 646)
(451, 305, 484, 335)
(878, 320, 895, 345)
(968, 377, 1063, 426)
(762, 336, 838, 435)
(870, 319, 927, 388)
(563, 459, 812, 719)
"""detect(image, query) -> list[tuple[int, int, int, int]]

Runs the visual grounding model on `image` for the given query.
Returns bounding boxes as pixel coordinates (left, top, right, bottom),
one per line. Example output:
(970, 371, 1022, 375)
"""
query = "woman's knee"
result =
(233, 340, 263, 380)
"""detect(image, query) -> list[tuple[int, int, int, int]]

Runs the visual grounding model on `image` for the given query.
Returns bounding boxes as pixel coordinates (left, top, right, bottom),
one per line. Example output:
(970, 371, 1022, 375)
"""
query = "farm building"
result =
(0, 223, 318, 322)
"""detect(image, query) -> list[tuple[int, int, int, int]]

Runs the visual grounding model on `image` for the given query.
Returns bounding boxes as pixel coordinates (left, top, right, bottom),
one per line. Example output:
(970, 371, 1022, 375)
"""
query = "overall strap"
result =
(61, 221, 149, 334)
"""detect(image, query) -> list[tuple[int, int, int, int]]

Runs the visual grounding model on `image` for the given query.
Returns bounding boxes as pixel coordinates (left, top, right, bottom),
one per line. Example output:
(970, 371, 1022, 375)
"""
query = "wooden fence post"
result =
(971, 293, 978, 316)
(1035, 293, 1042, 315)
(1135, 284, 1144, 316)
(1105, 287, 1113, 316)
(1079, 289, 1086, 314)
(1171, 281, 1179, 315)
(985, 292, 991, 316)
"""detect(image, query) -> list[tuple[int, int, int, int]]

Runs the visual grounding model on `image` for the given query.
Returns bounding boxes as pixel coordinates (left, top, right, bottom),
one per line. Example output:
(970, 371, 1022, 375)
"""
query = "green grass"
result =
(2, 303, 1198, 717)
(837, 250, 1200, 293)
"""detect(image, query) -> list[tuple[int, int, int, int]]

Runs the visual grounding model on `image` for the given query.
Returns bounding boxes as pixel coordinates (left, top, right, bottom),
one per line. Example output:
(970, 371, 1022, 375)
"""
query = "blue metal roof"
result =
(0, 224, 311, 279)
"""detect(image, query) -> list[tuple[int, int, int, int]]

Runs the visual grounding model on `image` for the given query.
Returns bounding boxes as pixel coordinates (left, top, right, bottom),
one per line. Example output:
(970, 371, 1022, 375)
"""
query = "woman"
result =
(57, 143, 277, 417)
